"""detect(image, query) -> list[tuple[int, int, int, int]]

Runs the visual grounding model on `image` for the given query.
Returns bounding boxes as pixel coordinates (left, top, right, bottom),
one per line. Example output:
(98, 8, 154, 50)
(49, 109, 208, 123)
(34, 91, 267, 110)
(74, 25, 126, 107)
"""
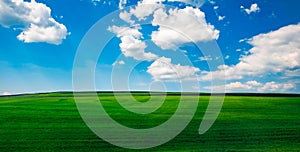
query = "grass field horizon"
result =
(2, 91, 300, 97)
(1, 92, 299, 151)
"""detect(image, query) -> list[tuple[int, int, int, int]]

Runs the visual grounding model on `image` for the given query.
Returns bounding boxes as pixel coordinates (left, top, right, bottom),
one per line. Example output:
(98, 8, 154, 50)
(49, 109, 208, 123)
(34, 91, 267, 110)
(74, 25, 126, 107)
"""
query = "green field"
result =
(0, 92, 299, 151)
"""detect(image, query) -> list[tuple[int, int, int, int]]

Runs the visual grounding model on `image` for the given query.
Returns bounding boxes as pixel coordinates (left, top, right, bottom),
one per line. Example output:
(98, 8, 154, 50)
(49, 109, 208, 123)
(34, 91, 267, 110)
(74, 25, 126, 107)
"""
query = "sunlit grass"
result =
(0, 93, 299, 151)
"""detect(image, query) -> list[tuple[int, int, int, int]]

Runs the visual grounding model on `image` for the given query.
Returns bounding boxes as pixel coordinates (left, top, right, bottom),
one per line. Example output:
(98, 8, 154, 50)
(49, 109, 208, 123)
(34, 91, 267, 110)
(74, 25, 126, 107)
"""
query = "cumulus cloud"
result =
(132, 0, 165, 21)
(198, 55, 212, 61)
(2, 92, 11, 96)
(119, 11, 134, 24)
(108, 25, 142, 38)
(258, 81, 295, 92)
(205, 82, 248, 92)
(17, 19, 68, 44)
(112, 60, 125, 66)
(201, 23, 300, 81)
(108, 25, 158, 61)
(151, 7, 219, 50)
(259, 82, 280, 92)
(205, 81, 295, 92)
(226, 82, 253, 90)
(241, 3, 260, 15)
(147, 57, 200, 81)
(0, 0, 68, 45)
(119, 0, 206, 23)
(200, 64, 241, 81)
(246, 80, 262, 87)
(119, 36, 158, 61)
(119, 0, 164, 24)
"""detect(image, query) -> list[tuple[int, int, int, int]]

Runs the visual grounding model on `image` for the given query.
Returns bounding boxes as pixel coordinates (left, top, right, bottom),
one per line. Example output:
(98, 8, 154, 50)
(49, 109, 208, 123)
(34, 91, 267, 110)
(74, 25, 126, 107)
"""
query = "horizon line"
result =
(1, 91, 300, 97)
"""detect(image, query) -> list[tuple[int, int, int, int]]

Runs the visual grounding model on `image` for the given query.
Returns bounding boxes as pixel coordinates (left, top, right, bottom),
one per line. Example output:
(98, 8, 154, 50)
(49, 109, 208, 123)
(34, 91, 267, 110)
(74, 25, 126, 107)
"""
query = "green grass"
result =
(0, 93, 299, 151)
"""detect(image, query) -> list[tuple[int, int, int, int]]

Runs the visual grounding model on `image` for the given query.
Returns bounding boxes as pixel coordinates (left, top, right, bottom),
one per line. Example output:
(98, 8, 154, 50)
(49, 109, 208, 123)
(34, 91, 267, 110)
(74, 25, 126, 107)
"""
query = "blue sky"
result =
(0, 0, 300, 94)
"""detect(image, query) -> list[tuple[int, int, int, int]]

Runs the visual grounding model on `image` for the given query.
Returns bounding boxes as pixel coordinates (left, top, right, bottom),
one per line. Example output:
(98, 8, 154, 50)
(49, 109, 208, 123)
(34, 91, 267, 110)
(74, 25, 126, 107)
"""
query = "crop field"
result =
(0, 92, 299, 151)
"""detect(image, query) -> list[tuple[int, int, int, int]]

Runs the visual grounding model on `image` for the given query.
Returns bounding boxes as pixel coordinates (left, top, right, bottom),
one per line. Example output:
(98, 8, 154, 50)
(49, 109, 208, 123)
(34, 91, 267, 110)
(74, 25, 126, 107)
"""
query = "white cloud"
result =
(218, 15, 225, 21)
(246, 81, 262, 87)
(151, 7, 219, 50)
(119, 0, 206, 24)
(108, 25, 142, 38)
(133, 0, 165, 21)
(205, 81, 252, 92)
(117, 2, 219, 54)
(119, 11, 134, 24)
(283, 83, 296, 90)
(118, 0, 127, 9)
(241, 23, 300, 75)
(241, 3, 260, 15)
(17, 19, 68, 44)
(120, 0, 164, 24)
(180, 50, 187, 53)
(200, 64, 241, 81)
(213, 6, 219, 10)
(108, 25, 158, 61)
(239, 38, 248, 43)
(226, 82, 253, 90)
(0, 0, 68, 45)
(2, 92, 11, 96)
(225, 55, 230, 59)
(119, 36, 158, 61)
(147, 57, 200, 81)
(208, 0, 216, 5)
(284, 69, 300, 77)
(198, 55, 212, 61)
(118, 60, 125, 65)
(236, 48, 242, 52)
(258, 82, 295, 92)
(201, 23, 300, 81)
(205, 81, 295, 92)
(112, 60, 125, 66)
(92, 0, 101, 6)
(168, 0, 205, 8)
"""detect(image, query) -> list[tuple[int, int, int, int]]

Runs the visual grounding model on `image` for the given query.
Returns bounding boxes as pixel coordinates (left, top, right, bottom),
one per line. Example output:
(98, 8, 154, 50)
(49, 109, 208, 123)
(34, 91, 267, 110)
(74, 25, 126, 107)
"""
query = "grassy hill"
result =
(0, 92, 299, 151)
